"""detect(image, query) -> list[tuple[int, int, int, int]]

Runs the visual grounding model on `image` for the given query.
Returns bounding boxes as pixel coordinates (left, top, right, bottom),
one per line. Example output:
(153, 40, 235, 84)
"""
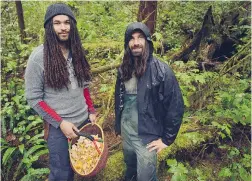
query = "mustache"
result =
(59, 31, 69, 34)
(131, 45, 143, 49)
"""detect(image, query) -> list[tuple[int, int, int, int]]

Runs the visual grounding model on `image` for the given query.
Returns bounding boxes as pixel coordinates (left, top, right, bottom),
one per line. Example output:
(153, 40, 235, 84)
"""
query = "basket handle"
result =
(73, 130, 102, 155)
(73, 130, 103, 142)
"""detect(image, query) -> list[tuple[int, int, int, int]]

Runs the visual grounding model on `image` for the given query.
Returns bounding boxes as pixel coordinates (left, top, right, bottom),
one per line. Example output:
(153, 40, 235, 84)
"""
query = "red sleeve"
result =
(83, 87, 96, 114)
(38, 101, 62, 122)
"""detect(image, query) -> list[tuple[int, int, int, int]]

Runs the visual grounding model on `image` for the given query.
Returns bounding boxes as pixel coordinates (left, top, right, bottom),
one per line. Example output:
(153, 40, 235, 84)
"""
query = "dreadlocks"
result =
(121, 40, 150, 81)
(44, 18, 91, 90)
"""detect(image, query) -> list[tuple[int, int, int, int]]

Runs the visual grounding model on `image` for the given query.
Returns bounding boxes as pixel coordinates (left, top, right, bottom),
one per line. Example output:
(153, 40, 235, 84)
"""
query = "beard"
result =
(56, 34, 69, 43)
(132, 44, 150, 78)
(121, 43, 150, 81)
(130, 45, 144, 57)
(131, 47, 143, 57)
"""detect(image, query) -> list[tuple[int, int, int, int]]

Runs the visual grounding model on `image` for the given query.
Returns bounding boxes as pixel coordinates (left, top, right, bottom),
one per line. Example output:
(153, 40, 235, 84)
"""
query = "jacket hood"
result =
(124, 22, 153, 51)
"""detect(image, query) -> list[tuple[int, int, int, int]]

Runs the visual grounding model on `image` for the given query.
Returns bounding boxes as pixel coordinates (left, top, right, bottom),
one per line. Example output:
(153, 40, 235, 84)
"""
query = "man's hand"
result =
(146, 138, 168, 153)
(60, 120, 79, 139)
(89, 113, 97, 125)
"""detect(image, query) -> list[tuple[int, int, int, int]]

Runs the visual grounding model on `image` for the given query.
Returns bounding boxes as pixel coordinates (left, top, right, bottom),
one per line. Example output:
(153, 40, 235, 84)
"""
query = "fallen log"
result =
(91, 51, 123, 75)
(91, 62, 121, 75)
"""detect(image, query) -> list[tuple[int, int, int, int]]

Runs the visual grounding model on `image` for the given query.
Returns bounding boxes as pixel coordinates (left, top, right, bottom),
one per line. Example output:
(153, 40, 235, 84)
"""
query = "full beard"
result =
(133, 55, 147, 78)
(131, 44, 149, 78)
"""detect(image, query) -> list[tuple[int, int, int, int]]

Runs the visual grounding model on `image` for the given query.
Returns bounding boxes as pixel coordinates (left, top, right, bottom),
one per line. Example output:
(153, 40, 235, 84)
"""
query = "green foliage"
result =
(20, 168, 50, 181)
(167, 159, 188, 181)
(218, 145, 251, 181)
(13, 116, 43, 142)
(2, 147, 17, 166)
(195, 168, 208, 181)
(211, 78, 251, 126)
(172, 60, 218, 109)
(1, 1, 251, 181)
(12, 143, 48, 181)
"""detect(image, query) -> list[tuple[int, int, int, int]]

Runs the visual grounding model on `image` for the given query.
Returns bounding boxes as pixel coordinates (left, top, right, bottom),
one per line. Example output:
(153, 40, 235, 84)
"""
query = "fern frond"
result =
(24, 145, 46, 158)
(26, 132, 44, 145)
(20, 168, 49, 181)
(34, 149, 49, 158)
(24, 119, 43, 134)
(2, 147, 17, 166)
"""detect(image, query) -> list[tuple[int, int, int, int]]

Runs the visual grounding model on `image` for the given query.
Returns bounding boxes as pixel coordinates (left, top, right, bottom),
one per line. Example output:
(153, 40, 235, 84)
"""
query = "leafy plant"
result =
(167, 159, 188, 181)
(218, 145, 251, 181)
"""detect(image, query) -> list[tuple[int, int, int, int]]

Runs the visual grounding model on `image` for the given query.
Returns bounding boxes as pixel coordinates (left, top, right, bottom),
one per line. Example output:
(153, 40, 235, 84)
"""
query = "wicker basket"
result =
(69, 123, 108, 177)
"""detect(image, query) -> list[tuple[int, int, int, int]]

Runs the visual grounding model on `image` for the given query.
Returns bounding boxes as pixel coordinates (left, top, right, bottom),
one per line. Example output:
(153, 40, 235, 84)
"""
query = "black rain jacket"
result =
(114, 22, 184, 146)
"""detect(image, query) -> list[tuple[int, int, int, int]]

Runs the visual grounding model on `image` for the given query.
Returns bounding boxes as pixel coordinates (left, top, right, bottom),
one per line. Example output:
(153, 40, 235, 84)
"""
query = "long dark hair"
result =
(121, 41, 150, 81)
(44, 18, 91, 89)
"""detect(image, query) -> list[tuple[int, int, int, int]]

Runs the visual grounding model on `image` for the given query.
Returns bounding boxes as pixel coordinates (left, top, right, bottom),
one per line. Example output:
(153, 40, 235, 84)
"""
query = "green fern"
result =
(24, 119, 43, 134)
(2, 147, 17, 166)
(24, 145, 46, 158)
(20, 168, 49, 181)
(34, 149, 49, 158)
(22, 149, 48, 168)
(2, 154, 16, 181)
(26, 132, 44, 145)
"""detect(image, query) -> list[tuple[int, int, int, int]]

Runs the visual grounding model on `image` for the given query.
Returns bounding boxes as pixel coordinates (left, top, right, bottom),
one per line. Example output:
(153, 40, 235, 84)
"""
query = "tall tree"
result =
(15, 1, 26, 43)
(137, 0, 157, 35)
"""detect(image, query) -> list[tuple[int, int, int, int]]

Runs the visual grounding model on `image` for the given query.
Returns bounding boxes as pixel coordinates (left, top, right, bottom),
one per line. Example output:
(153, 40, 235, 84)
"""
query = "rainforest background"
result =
(1, 1, 251, 181)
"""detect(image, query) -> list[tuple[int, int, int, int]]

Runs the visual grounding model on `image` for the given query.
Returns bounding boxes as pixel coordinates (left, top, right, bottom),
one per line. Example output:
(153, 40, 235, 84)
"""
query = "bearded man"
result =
(114, 22, 184, 181)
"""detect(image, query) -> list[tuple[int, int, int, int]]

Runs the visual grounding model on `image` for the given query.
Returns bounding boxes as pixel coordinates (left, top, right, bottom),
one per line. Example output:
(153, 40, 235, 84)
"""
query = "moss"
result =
(158, 122, 214, 162)
(95, 151, 125, 181)
(83, 41, 123, 52)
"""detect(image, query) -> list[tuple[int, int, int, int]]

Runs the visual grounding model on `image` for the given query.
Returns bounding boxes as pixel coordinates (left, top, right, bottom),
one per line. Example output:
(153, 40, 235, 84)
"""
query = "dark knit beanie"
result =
(44, 3, 76, 28)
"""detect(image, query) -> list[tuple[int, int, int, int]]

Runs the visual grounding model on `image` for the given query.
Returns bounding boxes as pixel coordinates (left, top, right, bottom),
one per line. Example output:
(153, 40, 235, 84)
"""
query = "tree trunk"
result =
(15, 1, 26, 43)
(170, 6, 215, 63)
(137, 0, 157, 35)
(170, 2, 250, 69)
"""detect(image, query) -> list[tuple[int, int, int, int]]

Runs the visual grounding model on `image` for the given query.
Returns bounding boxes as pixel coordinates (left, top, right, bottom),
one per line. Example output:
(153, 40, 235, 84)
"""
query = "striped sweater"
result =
(25, 45, 95, 128)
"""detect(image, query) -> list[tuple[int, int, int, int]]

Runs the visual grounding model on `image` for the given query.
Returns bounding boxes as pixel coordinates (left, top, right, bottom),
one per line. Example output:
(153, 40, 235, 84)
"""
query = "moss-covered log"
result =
(91, 62, 121, 75)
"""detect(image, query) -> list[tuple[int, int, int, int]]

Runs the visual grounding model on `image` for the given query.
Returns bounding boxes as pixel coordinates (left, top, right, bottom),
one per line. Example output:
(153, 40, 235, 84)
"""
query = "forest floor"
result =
(73, 121, 250, 181)
(34, 120, 250, 181)
(157, 130, 251, 181)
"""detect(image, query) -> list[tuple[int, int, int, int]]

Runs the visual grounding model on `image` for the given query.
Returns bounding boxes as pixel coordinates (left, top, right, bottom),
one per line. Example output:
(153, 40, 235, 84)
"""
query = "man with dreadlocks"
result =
(25, 3, 96, 181)
(114, 22, 184, 181)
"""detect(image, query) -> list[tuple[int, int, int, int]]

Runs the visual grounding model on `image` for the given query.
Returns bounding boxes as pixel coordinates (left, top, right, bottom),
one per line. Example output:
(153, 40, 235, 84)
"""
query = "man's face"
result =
(129, 31, 146, 57)
(53, 15, 70, 42)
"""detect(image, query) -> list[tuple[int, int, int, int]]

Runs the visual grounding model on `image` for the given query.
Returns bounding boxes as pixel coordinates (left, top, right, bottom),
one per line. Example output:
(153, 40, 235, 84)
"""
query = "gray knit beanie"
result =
(44, 3, 76, 28)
